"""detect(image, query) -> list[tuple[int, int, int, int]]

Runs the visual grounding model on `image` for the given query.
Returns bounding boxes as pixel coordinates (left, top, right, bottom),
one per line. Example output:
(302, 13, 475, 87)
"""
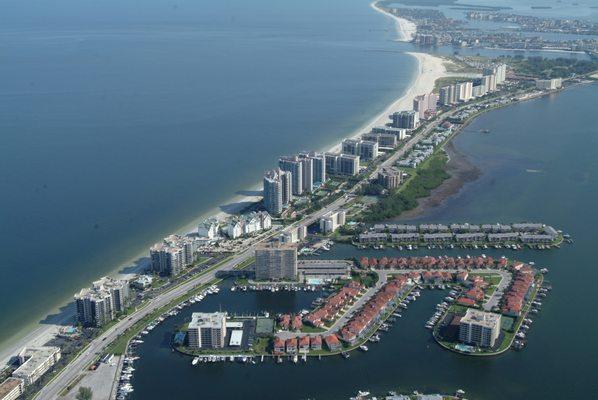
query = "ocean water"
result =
(129, 83, 598, 399)
(0, 0, 418, 350)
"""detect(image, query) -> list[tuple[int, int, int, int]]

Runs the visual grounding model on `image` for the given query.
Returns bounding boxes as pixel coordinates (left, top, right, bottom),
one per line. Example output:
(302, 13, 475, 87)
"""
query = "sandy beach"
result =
(0, 6, 447, 369)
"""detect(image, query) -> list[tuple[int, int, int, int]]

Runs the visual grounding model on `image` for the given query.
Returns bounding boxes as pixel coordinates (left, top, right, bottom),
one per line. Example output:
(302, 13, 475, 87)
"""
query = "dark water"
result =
(0, 0, 417, 347)
(130, 84, 598, 399)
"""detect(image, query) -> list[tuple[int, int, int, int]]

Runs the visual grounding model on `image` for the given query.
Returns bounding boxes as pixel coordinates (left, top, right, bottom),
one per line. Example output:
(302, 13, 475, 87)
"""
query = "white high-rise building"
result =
(319, 210, 346, 234)
(198, 219, 219, 239)
(536, 78, 562, 90)
(75, 276, 130, 326)
(263, 169, 289, 215)
(341, 139, 379, 161)
(308, 152, 327, 184)
(301, 156, 314, 193)
(391, 110, 419, 129)
(12, 347, 61, 386)
(459, 309, 501, 348)
(150, 234, 198, 276)
(456, 81, 473, 102)
(188, 312, 227, 348)
(223, 211, 272, 239)
(279, 156, 304, 196)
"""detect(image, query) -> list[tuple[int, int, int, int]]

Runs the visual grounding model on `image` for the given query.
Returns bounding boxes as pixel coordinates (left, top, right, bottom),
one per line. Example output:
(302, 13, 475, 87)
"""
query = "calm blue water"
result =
(0, 0, 418, 348)
(130, 84, 598, 399)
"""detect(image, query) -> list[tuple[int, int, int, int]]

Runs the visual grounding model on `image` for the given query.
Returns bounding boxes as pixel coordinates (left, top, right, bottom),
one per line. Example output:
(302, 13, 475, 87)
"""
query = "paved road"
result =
(37, 89, 511, 399)
(37, 189, 352, 399)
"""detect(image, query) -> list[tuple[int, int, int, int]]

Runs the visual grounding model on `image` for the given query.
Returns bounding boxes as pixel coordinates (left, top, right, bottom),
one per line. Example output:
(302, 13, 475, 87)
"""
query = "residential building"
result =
(131, 275, 153, 290)
(254, 241, 298, 281)
(337, 154, 360, 175)
(187, 312, 227, 348)
(297, 260, 351, 280)
(439, 84, 457, 106)
(278, 156, 304, 195)
(12, 347, 61, 386)
(224, 211, 271, 239)
(536, 78, 562, 90)
(307, 152, 327, 184)
(342, 139, 379, 161)
(0, 378, 24, 400)
(362, 132, 397, 148)
(341, 139, 360, 156)
(378, 166, 402, 189)
(325, 153, 360, 176)
(75, 277, 130, 327)
(459, 309, 501, 348)
(371, 126, 408, 140)
(150, 234, 198, 276)
(197, 219, 219, 239)
(484, 63, 506, 84)
(482, 70, 498, 91)
(391, 110, 419, 130)
(456, 81, 473, 102)
(297, 225, 308, 240)
(319, 210, 346, 234)
(300, 156, 314, 193)
(263, 168, 292, 215)
(413, 93, 438, 119)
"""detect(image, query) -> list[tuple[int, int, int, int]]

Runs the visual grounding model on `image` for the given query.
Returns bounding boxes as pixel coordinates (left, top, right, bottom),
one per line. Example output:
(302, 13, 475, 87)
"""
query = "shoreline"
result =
(0, 6, 442, 367)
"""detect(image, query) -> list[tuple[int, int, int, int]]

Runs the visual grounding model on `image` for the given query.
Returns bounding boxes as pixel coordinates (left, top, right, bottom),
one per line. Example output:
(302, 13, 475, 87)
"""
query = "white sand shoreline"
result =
(0, 5, 448, 368)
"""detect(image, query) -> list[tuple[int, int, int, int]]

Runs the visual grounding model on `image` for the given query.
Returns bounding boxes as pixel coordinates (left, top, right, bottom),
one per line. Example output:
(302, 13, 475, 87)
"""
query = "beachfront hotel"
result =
(458, 309, 501, 348)
(187, 312, 227, 349)
(254, 241, 298, 281)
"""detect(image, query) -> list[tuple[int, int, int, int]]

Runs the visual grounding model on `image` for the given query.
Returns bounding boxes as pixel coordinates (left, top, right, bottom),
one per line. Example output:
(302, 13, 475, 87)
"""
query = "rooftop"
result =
(460, 308, 501, 329)
(0, 378, 23, 397)
(189, 312, 227, 330)
(14, 347, 60, 378)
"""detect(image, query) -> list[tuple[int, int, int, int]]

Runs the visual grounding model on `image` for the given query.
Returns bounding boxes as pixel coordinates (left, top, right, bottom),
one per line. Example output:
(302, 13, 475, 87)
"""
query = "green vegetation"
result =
(300, 325, 327, 333)
(361, 152, 450, 222)
(501, 55, 598, 79)
(351, 270, 379, 287)
(76, 387, 93, 400)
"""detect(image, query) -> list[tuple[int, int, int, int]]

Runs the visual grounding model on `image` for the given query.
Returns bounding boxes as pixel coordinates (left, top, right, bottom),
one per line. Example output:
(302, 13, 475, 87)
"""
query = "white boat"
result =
(359, 345, 369, 352)
(192, 357, 199, 365)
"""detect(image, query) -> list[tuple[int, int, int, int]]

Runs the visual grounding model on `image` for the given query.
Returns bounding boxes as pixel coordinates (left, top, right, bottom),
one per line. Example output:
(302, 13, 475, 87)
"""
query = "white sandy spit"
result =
(370, 0, 416, 42)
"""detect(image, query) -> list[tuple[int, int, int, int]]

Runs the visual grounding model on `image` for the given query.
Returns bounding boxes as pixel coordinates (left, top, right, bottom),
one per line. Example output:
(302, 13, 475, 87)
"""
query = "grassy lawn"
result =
(300, 325, 326, 334)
